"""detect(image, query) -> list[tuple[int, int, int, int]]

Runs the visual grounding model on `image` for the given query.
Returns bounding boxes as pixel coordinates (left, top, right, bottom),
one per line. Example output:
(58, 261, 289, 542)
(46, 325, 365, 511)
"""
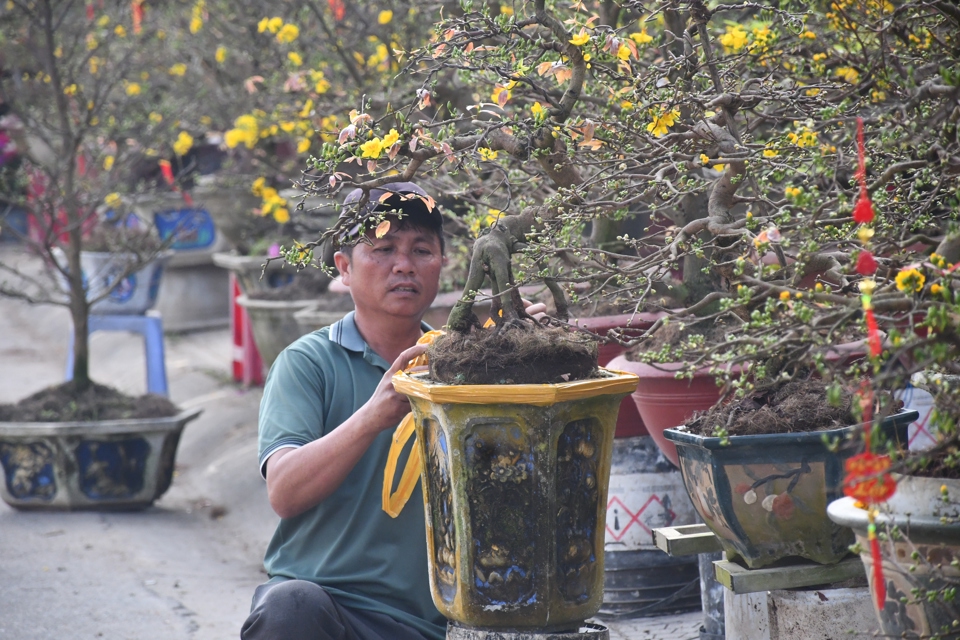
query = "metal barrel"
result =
(598, 435, 702, 619)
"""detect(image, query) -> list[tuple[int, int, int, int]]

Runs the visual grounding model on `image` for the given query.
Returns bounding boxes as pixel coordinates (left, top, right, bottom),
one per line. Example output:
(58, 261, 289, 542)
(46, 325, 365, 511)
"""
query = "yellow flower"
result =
(712, 164, 726, 172)
(273, 207, 290, 224)
(617, 44, 631, 60)
(311, 70, 330, 94)
(190, 16, 203, 33)
(266, 17, 283, 33)
(378, 10, 393, 24)
(125, 82, 141, 96)
(280, 121, 296, 133)
(799, 30, 816, 39)
(630, 29, 653, 45)
(805, 88, 821, 97)
(173, 131, 194, 156)
(287, 52, 303, 66)
(895, 268, 925, 293)
(646, 107, 680, 137)
(86, 34, 99, 50)
(500, 5, 514, 15)
(381, 128, 400, 148)
(114, 24, 127, 37)
(63, 84, 78, 96)
(835, 66, 860, 84)
(297, 138, 311, 153)
(215, 46, 226, 63)
(102, 155, 115, 171)
(779, 290, 791, 301)
(277, 23, 299, 44)
(88, 57, 100, 74)
(699, 153, 710, 165)
(620, 100, 634, 110)
(785, 186, 802, 198)
(299, 99, 314, 118)
(930, 253, 947, 268)
(719, 25, 748, 53)
(871, 89, 886, 103)
(787, 128, 817, 148)
(104, 193, 122, 208)
(360, 137, 384, 158)
(168, 63, 187, 76)
(97, 15, 111, 27)
(478, 147, 498, 161)
(251, 178, 266, 197)
(931, 283, 944, 296)
(257, 18, 270, 33)
(858, 226, 875, 244)
(531, 102, 544, 118)
(763, 148, 779, 157)
(570, 30, 590, 47)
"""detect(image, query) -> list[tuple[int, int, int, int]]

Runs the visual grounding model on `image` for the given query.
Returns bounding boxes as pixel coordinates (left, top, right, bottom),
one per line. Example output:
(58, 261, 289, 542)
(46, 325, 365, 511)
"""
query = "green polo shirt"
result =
(258, 311, 445, 640)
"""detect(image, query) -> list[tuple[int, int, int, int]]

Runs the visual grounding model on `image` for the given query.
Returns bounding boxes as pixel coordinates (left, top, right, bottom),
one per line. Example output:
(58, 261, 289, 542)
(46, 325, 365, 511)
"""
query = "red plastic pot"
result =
(573, 313, 663, 438)
(607, 355, 731, 467)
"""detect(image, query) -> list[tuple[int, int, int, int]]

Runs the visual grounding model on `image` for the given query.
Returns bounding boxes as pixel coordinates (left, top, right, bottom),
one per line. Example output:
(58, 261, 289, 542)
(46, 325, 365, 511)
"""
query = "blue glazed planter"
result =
(0, 408, 201, 510)
(664, 410, 916, 569)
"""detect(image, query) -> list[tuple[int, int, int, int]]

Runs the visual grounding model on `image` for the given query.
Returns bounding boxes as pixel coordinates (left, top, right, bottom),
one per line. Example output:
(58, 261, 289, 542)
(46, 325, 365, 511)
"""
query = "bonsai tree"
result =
(283, 0, 956, 388)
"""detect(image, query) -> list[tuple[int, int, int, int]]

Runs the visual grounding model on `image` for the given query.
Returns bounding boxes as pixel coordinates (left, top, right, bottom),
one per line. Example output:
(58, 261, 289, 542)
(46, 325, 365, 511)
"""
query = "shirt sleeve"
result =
(257, 341, 328, 479)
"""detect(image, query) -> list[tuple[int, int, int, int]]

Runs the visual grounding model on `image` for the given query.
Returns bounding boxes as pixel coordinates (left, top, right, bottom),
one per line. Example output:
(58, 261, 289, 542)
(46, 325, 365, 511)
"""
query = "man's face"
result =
(334, 224, 444, 320)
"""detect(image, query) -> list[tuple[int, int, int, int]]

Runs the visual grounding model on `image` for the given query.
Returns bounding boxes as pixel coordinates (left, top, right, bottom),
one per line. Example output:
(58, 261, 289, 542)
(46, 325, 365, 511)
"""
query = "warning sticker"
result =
(604, 471, 697, 551)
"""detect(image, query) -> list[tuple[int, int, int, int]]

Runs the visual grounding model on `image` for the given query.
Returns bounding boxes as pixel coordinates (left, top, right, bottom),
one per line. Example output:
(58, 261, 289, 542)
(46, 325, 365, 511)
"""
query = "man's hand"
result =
(523, 298, 547, 320)
(358, 343, 429, 434)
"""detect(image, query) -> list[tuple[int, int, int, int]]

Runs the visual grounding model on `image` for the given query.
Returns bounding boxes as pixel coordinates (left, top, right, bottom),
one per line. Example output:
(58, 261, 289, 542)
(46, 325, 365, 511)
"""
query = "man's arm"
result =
(264, 343, 428, 519)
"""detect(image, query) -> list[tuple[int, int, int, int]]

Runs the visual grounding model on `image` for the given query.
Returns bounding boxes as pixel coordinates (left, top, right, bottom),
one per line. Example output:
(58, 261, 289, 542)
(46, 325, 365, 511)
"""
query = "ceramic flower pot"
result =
(392, 368, 638, 631)
(53, 249, 172, 315)
(0, 408, 202, 510)
(828, 476, 960, 639)
(235, 295, 317, 369)
(663, 411, 916, 569)
(212, 251, 301, 294)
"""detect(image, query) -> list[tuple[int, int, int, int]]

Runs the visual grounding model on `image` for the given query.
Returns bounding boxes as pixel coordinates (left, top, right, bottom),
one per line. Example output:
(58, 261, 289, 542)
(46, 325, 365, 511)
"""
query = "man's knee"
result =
(241, 580, 343, 640)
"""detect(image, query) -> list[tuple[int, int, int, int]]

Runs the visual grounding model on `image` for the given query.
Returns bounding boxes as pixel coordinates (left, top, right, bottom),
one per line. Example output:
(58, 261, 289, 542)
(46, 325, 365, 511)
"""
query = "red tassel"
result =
(853, 189, 875, 224)
(865, 308, 882, 357)
(856, 250, 877, 275)
(132, 1, 143, 34)
(86, 2, 94, 20)
(328, 0, 345, 21)
(869, 521, 886, 610)
(159, 159, 174, 185)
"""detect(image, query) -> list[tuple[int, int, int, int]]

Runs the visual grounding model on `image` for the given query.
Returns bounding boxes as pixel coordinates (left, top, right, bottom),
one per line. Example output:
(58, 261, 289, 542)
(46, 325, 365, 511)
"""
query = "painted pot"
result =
(392, 369, 639, 631)
(0, 408, 202, 510)
(53, 249, 172, 315)
(212, 251, 302, 294)
(828, 476, 960, 639)
(663, 411, 916, 569)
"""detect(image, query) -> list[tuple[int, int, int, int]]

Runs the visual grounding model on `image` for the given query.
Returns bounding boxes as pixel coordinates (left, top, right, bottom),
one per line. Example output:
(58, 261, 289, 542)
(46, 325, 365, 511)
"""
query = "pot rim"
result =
(603, 356, 743, 379)
(828, 495, 960, 540)
(0, 407, 203, 437)
(392, 367, 639, 407)
(663, 409, 918, 450)
(235, 294, 321, 309)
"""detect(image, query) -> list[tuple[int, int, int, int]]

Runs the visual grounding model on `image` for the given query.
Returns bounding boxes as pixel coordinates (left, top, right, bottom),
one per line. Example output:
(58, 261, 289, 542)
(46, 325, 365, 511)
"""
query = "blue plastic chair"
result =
(65, 311, 169, 396)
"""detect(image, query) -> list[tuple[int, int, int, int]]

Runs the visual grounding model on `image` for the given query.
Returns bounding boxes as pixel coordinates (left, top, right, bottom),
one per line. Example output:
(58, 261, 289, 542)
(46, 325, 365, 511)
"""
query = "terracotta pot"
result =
(664, 411, 915, 569)
(573, 313, 663, 439)
(606, 357, 731, 467)
(829, 475, 960, 638)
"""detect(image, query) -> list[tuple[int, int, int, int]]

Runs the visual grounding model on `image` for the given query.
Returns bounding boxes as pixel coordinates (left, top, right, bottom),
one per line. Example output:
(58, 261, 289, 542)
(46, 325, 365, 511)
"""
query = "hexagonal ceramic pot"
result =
(663, 411, 915, 569)
(392, 369, 638, 631)
(0, 408, 201, 510)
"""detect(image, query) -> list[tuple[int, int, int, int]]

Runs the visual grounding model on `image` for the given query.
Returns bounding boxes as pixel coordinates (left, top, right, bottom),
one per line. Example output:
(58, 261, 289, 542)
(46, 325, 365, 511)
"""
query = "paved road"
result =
(0, 245, 702, 639)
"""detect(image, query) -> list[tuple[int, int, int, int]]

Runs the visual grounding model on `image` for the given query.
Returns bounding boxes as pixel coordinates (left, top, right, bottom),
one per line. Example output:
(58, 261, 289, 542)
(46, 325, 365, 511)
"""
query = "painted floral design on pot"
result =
(829, 475, 960, 639)
(664, 411, 915, 569)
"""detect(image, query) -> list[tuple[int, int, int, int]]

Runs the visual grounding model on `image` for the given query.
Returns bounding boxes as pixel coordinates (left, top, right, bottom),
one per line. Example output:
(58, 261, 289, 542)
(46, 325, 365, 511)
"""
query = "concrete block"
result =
(725, 586, 876, 639)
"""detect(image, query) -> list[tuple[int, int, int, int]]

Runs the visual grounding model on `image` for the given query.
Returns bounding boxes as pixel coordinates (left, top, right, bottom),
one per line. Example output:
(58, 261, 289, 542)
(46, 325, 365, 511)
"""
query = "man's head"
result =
(337, 182, 444, 256)
(334, 182, 445, 322)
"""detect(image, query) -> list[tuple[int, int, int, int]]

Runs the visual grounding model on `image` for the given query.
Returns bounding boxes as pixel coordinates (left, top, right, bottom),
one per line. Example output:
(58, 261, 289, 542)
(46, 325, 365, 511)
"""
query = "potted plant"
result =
(0, 0, 216, 509)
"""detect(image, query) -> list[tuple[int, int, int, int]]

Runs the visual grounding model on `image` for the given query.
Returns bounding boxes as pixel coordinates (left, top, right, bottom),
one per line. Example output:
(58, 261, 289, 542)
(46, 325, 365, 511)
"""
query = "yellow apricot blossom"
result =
(173, 131, 194, 156)
(378, 10, 393, 24)
(763, 148, 779, 157)
(103, 155, 115, 171)
(125, 82, 141, 96)
(646, 107, 680, 137)
(288, 52, 302, 66)
(630, 29, 653, 45)
(215, 46, 226, 63)
(835, 66, 860, 83)
(114, 25, 127, 37)
(478, 147, 498, 161)
(297, 138, 310, 154)
(104, 193, 122, 208)
(895, 268, 925, 293)
(381, 129, 400, 148)
(570, 30, 590, 47)
(785, 186, 802, 198)
(63, 84, 77, 96)
(277, 23, 299, 44)
(89, 57, 101, 74)
(169, 63, 187, 76)
(360, 138, 385, 158)
(719, 25, 748, 53)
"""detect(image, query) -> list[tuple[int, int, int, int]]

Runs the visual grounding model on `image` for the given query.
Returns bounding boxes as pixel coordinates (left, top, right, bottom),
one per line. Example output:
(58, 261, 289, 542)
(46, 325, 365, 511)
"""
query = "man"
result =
(241, 182, 448, 640)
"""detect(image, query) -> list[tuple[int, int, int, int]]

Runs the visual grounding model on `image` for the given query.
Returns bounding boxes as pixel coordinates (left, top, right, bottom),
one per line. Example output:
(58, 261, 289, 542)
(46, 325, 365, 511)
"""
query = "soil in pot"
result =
(685, 378, 856, 437)
(428, 324, 599, 385)
(245, 267, 332, 301)
(0, 381, 179, 422)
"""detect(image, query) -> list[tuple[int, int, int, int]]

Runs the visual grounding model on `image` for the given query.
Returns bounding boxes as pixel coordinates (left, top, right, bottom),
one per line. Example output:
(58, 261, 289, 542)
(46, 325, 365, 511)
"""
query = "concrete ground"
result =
(0, 244, 703, 639)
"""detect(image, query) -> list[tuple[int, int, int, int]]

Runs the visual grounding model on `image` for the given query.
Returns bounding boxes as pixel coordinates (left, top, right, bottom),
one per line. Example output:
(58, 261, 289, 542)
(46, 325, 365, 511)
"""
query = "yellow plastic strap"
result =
(382, 330, 444, 518)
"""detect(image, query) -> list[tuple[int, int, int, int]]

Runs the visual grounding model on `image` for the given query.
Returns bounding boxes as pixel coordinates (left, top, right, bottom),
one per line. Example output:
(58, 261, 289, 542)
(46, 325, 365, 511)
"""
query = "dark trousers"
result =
(241, 579, 433, 640)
